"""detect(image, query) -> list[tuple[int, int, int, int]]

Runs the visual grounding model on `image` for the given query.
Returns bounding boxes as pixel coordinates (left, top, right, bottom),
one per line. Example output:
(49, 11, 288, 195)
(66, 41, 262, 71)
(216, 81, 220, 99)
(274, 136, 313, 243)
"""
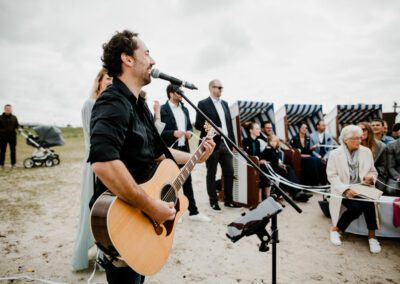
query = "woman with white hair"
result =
(327, 125, 381, 253)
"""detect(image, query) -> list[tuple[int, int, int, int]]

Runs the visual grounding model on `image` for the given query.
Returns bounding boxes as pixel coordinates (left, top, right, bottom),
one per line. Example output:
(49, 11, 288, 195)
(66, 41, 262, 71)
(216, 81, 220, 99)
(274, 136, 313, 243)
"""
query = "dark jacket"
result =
(386, 139, 400, 180)
(289, 134, 312, 155)
(242, 137, 261, 157)
(0, 113, 19, 141)
(160, 101, 192, 152)
(194, 97, 235, 148)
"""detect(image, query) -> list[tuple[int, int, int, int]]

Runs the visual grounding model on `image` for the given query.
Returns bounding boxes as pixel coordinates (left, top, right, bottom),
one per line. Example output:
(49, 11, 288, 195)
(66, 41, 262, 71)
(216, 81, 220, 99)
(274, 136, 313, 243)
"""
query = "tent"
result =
(325, 104, 382, 138)
(275, 104, 323, 141)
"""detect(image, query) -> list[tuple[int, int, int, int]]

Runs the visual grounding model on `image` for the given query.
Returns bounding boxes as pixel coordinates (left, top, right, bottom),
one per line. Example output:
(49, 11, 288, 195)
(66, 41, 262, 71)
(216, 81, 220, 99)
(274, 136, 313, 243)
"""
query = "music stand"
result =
(226, 197, 282, 283)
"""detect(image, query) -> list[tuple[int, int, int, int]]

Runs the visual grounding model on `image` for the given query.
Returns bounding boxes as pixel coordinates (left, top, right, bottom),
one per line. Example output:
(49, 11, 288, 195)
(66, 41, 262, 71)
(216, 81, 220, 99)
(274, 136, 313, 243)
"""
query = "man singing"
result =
(89, 30, 215, 284)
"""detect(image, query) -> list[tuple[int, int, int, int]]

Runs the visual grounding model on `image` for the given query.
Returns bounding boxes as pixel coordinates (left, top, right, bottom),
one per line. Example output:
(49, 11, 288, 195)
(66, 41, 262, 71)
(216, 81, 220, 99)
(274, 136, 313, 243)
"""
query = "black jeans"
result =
(0, 137, 16, 166)
(175, 145, 199, 215)
(205, 142, 234, 204)
(100, 256, 144, 284)
(181, 171, 199, 215)
(337, 198, 378, 232)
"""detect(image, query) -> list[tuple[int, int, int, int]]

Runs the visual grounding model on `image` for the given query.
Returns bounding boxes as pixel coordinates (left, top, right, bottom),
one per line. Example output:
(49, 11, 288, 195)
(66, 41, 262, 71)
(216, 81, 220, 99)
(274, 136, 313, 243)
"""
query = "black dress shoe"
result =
(224, 202, 240, 208)
(210, 203, 222, 211)
(293, 192, 309, 202)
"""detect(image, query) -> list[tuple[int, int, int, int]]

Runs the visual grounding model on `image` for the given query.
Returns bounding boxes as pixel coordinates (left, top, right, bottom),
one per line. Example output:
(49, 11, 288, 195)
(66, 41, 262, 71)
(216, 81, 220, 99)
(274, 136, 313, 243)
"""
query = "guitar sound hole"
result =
(161, 184, 176, 203)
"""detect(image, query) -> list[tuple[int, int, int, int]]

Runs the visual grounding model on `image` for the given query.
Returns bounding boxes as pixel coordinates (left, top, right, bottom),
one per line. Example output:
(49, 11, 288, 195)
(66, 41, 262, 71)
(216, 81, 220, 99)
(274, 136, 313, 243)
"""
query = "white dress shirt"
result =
(168, 101, 186, 146)
(210, 96, 228, 136)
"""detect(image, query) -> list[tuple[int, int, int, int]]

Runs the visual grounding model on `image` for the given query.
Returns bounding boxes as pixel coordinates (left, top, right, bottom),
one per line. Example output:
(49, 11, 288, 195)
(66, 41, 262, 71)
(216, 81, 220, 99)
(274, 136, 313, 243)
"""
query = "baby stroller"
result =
(19, 126, 65, 168)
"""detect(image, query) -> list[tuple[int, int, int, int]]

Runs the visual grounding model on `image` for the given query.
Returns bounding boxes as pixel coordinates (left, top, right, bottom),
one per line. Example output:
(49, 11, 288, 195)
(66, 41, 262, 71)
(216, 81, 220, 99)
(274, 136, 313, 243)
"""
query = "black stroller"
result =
(19, 126, 65, 168)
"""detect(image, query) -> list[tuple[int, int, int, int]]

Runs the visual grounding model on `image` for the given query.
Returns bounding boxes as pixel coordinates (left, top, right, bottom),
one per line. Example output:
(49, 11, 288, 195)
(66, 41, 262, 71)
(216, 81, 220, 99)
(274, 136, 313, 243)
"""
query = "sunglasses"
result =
(212, 86, 223, 90)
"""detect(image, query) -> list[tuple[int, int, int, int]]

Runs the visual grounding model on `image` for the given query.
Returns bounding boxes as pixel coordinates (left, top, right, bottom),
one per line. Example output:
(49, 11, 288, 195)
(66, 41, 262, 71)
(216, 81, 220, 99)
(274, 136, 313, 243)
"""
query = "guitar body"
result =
(90, 159, 188, 275)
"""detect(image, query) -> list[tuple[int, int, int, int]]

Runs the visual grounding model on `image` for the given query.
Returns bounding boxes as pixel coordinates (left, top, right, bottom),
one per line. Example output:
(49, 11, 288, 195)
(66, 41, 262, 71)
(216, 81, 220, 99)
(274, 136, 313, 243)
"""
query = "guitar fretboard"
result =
(171, 139, 207, 192)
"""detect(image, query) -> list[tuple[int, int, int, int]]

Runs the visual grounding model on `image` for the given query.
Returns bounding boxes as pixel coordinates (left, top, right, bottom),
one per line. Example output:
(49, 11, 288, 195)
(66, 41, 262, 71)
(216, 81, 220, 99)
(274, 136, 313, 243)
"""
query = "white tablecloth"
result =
(347, 196, 400, 238)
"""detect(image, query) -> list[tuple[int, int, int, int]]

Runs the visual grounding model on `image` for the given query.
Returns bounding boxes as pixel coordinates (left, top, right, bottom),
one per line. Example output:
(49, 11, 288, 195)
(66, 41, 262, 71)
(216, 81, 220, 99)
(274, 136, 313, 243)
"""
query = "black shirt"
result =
(242, 137, 261, 157)
(0, 113, 19, 140)
(289, 134, 312, 155)
(88, 78, 164, 207)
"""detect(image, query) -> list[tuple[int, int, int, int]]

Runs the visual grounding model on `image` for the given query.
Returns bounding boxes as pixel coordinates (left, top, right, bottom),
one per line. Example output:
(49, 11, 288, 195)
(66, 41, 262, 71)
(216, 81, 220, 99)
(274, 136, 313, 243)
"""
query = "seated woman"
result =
(357, 122, 387, 192)
(289, 122, 322, 186)
(327, 125, 381, 253)
(242, 122, 271, 201)
(386, 138, 400, 196)
(263, 135, 310, 202)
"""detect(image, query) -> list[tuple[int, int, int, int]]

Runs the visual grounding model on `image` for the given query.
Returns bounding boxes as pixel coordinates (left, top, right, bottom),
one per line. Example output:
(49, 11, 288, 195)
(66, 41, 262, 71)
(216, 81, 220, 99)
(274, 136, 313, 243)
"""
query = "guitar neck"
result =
(171, 139, 207, 191)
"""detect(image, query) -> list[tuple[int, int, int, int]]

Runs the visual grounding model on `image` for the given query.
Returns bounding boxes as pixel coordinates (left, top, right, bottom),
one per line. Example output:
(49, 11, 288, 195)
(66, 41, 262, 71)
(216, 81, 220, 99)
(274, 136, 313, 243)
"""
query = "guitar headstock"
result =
(204, 122, 217, 139)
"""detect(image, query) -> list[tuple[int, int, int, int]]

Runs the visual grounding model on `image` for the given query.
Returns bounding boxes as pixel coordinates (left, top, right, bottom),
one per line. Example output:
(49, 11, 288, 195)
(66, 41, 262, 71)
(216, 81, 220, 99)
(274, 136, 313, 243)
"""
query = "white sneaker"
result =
(330, 231, 342, 246)
(188, 213, 211, 222)
(368, 238, 381, 253)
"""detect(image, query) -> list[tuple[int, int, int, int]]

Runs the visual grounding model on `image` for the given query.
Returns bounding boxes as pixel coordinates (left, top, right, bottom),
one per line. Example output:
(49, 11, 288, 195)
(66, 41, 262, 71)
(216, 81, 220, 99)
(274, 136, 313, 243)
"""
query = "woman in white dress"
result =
(71, 68, 112, 271)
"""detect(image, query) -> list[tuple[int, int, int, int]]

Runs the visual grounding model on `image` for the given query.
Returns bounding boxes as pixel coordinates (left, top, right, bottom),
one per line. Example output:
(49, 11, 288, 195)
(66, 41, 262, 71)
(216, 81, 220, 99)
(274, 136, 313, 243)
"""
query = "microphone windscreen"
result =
(150, 69, 160, 79)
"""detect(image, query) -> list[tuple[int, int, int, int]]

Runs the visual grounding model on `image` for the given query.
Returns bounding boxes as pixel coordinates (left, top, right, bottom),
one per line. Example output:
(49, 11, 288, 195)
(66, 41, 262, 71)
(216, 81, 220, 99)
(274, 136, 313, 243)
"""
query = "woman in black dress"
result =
(289, 122, 322, 186)
(242, 122, 271, 201)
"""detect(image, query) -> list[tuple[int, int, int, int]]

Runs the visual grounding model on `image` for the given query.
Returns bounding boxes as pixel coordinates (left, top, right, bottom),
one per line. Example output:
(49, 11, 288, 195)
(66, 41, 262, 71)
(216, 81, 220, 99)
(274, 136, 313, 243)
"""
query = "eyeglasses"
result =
(212, 86, 223, 90)
(348, 137, 362, 141)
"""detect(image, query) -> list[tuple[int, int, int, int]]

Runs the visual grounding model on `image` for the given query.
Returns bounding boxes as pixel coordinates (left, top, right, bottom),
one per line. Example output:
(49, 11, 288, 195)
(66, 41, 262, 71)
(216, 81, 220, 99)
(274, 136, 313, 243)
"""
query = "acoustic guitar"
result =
(90, 127, 215, 275)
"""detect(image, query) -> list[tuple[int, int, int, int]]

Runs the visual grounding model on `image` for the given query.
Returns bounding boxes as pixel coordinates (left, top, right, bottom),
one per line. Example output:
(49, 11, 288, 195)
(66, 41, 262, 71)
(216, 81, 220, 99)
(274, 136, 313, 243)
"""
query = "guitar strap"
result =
(142, 102, 177, 164)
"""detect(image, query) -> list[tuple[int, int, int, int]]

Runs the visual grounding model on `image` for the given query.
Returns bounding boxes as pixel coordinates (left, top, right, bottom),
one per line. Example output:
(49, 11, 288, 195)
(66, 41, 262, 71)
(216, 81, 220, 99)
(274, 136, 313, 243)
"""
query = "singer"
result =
(88, 30, 215, 284)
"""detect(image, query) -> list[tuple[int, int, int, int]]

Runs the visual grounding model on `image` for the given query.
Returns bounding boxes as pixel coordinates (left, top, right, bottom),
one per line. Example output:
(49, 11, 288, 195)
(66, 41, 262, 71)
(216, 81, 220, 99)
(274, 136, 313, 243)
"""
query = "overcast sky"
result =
(0, 0, 399, 126)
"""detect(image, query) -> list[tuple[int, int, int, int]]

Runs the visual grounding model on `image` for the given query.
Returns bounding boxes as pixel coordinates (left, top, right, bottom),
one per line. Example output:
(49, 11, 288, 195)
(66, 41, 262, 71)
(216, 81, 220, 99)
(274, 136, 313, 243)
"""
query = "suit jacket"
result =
(289, 134, 312, 155)
(309, 131, 334, 159)
(326, 145, 378, 226)
(386, 139, 400, 180)
(194, 97, 235, 148)
(160, 101, 192, 152)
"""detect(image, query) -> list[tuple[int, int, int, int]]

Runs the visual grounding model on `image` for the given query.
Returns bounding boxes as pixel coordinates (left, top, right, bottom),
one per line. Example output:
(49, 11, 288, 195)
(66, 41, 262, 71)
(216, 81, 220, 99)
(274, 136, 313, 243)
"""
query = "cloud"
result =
(0, 0, 399, 126)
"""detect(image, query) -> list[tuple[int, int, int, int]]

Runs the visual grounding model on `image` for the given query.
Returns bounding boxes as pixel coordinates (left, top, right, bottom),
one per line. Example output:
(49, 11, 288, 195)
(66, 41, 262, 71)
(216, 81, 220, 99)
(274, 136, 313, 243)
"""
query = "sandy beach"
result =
(0, 129, 399, 284)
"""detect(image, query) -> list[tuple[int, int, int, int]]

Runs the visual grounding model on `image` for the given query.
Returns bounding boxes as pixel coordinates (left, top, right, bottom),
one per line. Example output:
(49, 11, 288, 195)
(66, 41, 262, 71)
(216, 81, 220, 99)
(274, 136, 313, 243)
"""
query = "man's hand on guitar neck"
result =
(197, 138, 215, 163)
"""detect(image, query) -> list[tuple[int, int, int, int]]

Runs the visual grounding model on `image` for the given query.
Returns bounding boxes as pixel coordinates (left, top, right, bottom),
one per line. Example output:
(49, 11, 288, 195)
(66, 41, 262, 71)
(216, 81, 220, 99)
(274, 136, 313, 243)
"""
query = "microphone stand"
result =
(179, 91, 302, 284)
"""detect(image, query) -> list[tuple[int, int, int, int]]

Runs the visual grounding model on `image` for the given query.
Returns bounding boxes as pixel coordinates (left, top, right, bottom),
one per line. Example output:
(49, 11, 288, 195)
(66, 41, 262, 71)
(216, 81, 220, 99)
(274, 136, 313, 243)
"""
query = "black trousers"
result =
(337, 199, 378, 232)
(175, 146, 199, 215)
(0, 137, 16, 166)
(100, 256, 144, 284)
(205, 142, 234, 204)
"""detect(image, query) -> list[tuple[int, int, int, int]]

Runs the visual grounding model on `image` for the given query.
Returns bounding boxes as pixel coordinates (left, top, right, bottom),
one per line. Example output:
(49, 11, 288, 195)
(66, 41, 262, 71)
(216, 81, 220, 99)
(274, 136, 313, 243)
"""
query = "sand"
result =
(0, 130, 399, 283)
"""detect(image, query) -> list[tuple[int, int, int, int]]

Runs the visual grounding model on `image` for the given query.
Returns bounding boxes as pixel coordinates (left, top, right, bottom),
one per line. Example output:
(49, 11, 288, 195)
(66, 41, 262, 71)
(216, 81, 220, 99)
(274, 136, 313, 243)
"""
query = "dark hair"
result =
(316, 119, 325, 126)
(262, 121, 272, 128)
(4, 104, 11, 108)
(166, 84, 183, 99)
(392, 123, 400, 132)
(298, 121, 307, 129)
(101, 30, 139, 77)
(371, 118, 384, 125)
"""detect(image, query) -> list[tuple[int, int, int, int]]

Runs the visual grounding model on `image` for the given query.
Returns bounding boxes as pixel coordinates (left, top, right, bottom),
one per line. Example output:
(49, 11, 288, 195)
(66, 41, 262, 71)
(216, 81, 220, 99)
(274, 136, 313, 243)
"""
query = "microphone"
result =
(151, 69, 198, 90)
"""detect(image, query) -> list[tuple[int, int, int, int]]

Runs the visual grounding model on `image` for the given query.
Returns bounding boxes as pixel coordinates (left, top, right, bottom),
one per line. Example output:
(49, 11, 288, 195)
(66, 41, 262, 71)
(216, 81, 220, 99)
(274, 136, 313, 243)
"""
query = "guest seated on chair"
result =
(327, 125, 381, 253)
(263, 135, 310, 202)
(310, 119, 334, 185)
(289, 121, 322, 186)
(358, 122, 387, 192)
(242, 122, 271, 201)
(385, 138, 400, 196)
